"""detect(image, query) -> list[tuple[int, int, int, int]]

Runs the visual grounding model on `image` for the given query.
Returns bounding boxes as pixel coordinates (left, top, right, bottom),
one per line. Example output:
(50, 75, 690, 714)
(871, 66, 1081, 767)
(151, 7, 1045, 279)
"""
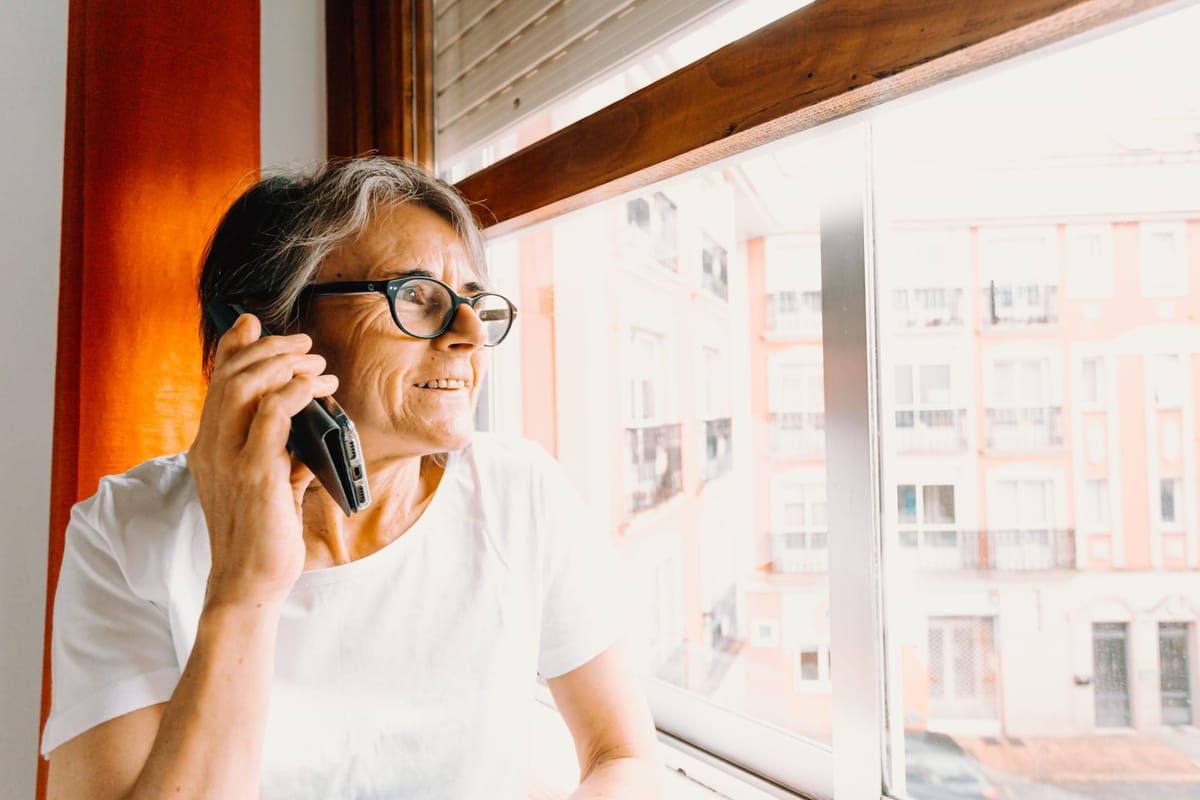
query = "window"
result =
(457, 3, 1200, 796)
(887, 230, 969, 328)
(764, 235, 822, 337)
(986, 357, 1063, 450)
(700, 233, 729, 300)
(1081, 357, 1105, 407)
(773, 479, 828, 574)
(1070, 225, 1113, 299)
(1150, 354, 1184, 407)
(1066, 225, 1115, 299)
(980, 229, 1057, 325)
(769, 359, 825, 459)
(897, 483, 964, 569)
(1080, 479, 1110, 531)
(894, 363, 964, 451)
(625, 192, 679, 271)
(1140, 222, 1188, 297)
(1160, 478, 1183, 528)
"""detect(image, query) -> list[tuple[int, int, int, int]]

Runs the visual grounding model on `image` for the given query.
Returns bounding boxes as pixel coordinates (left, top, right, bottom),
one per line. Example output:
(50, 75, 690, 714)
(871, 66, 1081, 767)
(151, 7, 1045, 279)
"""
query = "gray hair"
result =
(198, 156, 487, 374)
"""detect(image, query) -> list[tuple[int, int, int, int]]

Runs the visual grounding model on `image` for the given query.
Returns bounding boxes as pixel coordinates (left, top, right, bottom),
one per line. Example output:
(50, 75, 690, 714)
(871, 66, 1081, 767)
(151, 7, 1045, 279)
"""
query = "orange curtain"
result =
(39, 1, 259, 794)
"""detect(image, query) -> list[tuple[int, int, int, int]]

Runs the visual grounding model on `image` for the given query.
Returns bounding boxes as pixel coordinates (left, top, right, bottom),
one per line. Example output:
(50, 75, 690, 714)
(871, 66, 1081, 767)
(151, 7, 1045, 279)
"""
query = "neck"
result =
(301, 453, 445, 566)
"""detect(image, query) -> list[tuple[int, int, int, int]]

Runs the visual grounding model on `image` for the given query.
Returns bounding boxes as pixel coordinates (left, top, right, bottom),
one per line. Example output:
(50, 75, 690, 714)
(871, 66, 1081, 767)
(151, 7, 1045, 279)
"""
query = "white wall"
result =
(261, 0, 327, 169)
(0, 0, 68, 794)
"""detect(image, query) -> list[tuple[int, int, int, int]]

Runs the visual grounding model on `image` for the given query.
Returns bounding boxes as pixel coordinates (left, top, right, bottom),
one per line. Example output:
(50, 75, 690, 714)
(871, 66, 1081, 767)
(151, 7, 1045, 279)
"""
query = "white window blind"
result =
(433, 0, 733, 164)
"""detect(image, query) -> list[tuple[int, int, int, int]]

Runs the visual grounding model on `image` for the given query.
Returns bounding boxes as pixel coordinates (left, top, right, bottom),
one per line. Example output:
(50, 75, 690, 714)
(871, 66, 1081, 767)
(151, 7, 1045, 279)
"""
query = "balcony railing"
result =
(769, 531, 829, 574)
(702, 417, 733, 482)
(985, 406, 1064, 450)
(894, 287, 964, 328)
(766, 291, 822, 337)
(983, 282, 1058, 325)
(894, 408, 968, 451)
(901, 529, 1076, 571)
(769, 412, 825, 459)
(626, 423, 683, 513)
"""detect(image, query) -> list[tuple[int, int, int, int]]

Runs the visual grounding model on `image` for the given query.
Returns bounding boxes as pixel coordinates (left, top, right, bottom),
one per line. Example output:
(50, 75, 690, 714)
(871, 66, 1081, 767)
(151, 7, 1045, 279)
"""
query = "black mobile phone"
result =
(204, 298, 370, 516)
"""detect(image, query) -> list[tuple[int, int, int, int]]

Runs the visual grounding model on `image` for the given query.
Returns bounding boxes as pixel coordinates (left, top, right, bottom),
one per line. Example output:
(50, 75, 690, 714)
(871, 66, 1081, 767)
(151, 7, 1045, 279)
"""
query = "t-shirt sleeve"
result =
(534, 451, 628, 679)
(41, 491, 181, 756)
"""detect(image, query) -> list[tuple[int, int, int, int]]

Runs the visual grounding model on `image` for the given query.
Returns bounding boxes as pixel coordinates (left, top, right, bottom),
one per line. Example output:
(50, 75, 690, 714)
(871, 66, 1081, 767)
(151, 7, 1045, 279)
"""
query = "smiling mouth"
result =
(414, 379, 470, 390)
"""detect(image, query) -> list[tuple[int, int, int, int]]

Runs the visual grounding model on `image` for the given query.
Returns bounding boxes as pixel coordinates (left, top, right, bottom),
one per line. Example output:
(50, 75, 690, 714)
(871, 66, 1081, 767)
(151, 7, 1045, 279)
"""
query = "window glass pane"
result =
(484, 125, 839, 766)
(922, 485, 956, 525)
(875, 6, 1200, 798)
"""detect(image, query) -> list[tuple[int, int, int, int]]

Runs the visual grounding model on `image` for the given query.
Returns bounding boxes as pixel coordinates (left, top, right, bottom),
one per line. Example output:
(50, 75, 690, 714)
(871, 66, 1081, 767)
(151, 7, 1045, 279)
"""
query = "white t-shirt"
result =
(43, 434, 623, 799)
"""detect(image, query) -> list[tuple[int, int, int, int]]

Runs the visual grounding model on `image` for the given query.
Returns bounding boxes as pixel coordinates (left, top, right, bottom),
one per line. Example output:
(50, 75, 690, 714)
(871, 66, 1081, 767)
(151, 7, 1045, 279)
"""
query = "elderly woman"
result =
(43, 157, 660, 799)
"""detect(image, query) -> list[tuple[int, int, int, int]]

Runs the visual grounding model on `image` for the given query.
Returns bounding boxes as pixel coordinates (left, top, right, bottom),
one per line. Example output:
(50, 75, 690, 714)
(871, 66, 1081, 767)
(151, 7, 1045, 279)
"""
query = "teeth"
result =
(417, 379, 467, 389)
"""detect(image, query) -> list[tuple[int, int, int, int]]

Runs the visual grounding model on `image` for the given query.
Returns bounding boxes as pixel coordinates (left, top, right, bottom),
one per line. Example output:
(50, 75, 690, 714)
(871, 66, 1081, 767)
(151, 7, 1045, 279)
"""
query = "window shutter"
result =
(433, 0, 731, 163)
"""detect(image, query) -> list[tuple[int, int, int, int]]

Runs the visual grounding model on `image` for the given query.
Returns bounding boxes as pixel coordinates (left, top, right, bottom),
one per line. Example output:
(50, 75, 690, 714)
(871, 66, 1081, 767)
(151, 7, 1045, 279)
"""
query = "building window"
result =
(894, 364, 965, 451)
(626, 191, 678, 271)
(897, 484, 964, 569)
(772, 482, 829, 573)
(700, 233, 729, 300)
(1150, 355, 1184, 407)
(980, 229, 1057, 325)
(1081, 357, 1106, 407)
(1140, 222, 1188, 297)
(1161, 478, 1183, 528)
(764, 234, 822, 337)
(889, 230, 968, 328)
(986, 358, 1063, 450)
(769, 360, 825, 459)
(1081, 479, 1111, 531)
(1066, 225, 1115, 299)
(751, 619, 780, 648)
(988, 479, 1072, 570)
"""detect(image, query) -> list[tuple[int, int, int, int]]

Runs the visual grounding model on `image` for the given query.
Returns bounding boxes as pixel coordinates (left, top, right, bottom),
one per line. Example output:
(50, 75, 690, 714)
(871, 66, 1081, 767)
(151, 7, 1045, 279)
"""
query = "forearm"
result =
(568, 755, 662, 800)
(130, 602, 281, 799)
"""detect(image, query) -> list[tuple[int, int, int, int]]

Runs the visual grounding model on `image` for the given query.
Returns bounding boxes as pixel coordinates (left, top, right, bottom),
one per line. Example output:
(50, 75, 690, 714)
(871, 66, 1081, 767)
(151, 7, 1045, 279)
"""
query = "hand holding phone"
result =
(205, 298, 370, 516)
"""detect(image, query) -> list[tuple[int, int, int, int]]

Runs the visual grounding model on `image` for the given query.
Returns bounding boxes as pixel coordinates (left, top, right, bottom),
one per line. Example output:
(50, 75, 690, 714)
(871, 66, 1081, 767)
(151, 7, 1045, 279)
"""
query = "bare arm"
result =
(46, 314, 333, 799)
(548, 644, 662, 800)
(47, 603, 280, 799)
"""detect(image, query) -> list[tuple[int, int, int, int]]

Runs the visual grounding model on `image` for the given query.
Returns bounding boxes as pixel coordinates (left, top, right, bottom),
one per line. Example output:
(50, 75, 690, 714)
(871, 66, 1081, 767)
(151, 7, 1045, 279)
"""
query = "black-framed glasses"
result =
(302, 276, 518, 347)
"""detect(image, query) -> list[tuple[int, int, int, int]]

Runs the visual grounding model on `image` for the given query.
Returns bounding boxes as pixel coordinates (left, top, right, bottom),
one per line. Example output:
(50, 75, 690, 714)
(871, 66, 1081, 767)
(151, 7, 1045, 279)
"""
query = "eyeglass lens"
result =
(393, 278, 512, 345)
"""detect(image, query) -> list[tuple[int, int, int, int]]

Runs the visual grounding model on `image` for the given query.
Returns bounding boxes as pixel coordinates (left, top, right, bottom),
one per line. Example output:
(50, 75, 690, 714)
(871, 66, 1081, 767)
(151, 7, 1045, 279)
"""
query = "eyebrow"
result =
(376, 268, 489, 294)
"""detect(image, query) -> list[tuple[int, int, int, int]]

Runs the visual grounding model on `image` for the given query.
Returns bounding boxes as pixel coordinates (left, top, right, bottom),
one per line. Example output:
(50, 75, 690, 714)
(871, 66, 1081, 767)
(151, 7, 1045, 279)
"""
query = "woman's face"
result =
(305, 202, 488, 460)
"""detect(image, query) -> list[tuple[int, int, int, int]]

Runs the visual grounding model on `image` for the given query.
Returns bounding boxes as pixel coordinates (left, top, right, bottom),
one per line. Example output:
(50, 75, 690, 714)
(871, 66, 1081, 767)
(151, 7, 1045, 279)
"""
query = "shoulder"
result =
(458, 432, 563, 489)
(69, 453, 204, 594)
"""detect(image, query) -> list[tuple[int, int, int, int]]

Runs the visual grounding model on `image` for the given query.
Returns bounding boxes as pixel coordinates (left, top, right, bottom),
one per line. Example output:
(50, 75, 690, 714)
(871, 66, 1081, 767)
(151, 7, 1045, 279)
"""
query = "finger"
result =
(242, 373, 340, 461)
(212, 327, 314, 384)
(215, 354, 330, 452)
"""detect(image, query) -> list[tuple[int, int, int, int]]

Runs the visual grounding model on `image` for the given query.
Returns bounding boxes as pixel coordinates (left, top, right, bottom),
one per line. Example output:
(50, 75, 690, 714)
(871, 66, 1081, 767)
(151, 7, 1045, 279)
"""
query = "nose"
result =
(435, 300, 487, 350)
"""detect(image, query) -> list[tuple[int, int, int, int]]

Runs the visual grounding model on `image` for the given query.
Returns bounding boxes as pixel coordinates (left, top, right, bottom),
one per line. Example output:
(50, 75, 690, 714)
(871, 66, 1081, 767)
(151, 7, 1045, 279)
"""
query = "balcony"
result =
(702, 417, 733, 482)
(766, 291, 822, 338)
(769, 412, 825, 460)
(894, 408, 968, 451)
(893, 287, 964, 328)
(902, 529, 1076, 571)
(984, 406, 1064, 450)
(626, 423, 683, 513)
(769, 531, 829, 574)
(983, 282, 1058, 326)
